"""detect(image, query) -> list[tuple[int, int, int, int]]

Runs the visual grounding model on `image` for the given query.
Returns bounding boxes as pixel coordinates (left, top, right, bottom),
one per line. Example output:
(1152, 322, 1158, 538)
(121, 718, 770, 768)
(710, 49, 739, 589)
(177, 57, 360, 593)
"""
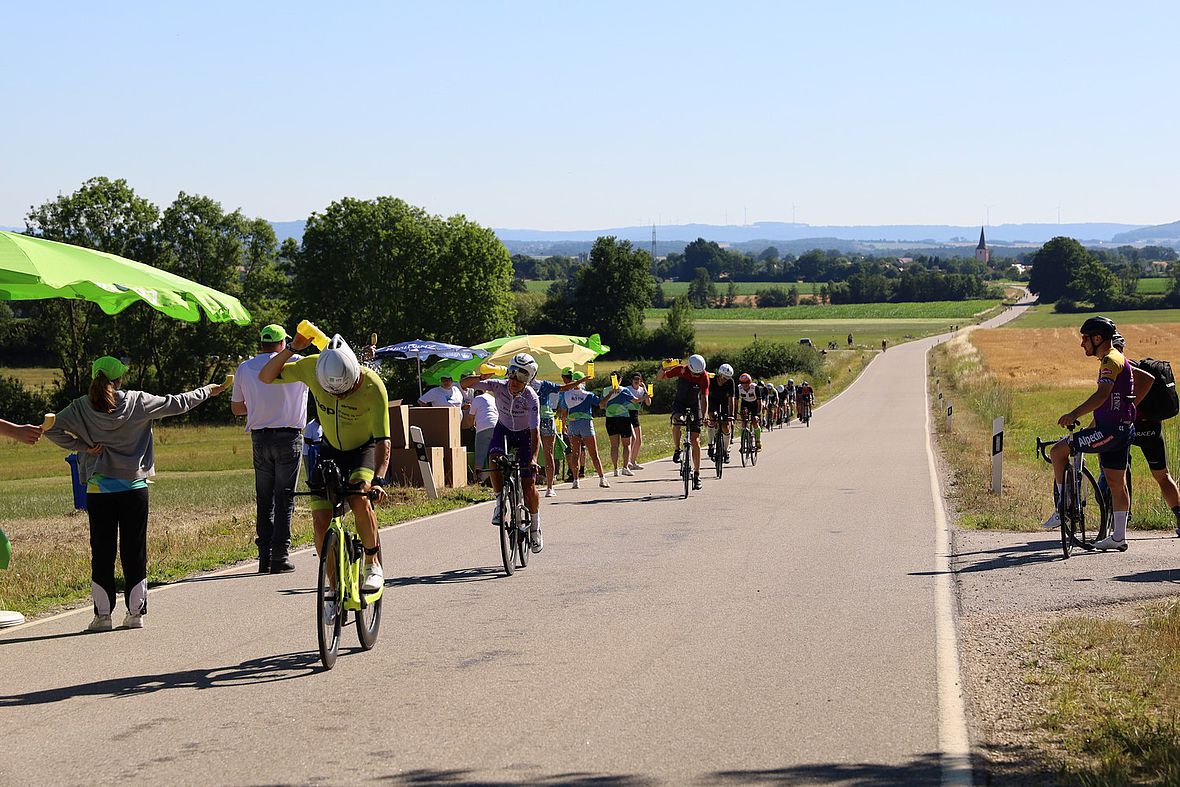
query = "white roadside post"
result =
(946, 400, 953, 432)
(991, 416, 1004, 495)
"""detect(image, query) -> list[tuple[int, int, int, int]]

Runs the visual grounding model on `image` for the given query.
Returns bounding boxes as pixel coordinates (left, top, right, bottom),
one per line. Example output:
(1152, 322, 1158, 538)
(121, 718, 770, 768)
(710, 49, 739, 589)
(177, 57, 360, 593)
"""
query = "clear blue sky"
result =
(2, 1, 1177, 230)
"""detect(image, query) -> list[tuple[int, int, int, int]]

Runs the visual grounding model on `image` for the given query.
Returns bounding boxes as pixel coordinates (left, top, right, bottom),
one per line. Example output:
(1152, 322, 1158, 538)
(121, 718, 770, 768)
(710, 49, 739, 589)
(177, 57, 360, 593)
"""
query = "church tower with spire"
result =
(975, 227, 990, 265)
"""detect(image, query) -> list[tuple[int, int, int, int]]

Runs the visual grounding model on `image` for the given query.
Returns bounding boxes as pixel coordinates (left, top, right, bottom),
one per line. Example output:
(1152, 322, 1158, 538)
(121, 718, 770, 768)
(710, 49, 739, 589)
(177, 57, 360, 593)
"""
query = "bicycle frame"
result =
(319, 461, 383, 610)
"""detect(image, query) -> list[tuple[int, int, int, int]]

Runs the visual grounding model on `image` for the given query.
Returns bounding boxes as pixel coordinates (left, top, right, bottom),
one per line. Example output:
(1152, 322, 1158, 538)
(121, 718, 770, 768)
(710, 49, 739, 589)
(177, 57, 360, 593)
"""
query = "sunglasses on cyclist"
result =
(509, 367, 532, 383)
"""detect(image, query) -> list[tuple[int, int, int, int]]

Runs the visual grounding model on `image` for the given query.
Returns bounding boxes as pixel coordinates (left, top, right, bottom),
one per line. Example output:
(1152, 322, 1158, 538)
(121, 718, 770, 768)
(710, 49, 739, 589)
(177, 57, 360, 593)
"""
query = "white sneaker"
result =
(362, 562, 384, 593)
(492, 500, 504, 526)
(613, 468, 620, 478)
(87, 614, 113, 632)
(530, 529, 544, 553)
(629, 462, 644, 470)
(545, 487, 556, 498)
(1094, 535, 1128, 552)
(599, 477, 611, 488)
(621, 466, 635, 476)
(1041, 511, 1061, 530)
(572, 478, 580, 490)
(122, 612, 144, 629)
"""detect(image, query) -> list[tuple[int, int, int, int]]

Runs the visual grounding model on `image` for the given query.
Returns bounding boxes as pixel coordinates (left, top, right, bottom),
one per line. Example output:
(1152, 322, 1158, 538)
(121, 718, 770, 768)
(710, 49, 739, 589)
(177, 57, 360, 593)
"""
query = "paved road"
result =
(0, 308, 1024, 786)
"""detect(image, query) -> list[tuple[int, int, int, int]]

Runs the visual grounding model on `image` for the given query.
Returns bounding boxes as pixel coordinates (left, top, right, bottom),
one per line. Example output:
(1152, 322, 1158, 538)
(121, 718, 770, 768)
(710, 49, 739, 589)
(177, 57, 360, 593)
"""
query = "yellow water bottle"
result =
(479, 362, 506, 376)
(296, 319, 330, 351)
(223, 373, 235, 390)
(610, 373, 619, 389)
(662, 357, 680, 370)
(40, 413, 56, 430)
(586, 361, 595, 378)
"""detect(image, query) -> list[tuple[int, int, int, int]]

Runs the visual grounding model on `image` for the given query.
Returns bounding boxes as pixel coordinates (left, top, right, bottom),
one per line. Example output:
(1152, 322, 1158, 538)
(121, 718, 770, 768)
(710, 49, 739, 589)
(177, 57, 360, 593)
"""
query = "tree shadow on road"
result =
(375, 770, 656, 786)
(0, 650, 323, 706)
(387, 566, 502, 587)
(1113, 568, 1180, 584)
(552, 495, 681, 506)
(703, 754, 941, 785)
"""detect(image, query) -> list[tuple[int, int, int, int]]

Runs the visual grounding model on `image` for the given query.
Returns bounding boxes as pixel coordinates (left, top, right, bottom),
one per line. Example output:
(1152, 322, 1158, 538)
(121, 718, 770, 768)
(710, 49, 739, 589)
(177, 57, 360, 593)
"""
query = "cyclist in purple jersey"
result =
(1044, 316, 1135, 551)
(462, 353, 545, 552)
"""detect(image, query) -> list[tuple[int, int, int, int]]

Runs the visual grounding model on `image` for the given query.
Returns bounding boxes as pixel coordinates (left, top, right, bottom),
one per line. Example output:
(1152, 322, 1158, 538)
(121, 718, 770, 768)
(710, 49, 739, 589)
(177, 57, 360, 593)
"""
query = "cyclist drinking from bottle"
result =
(260, 333, 390, 593)
(660, 354, 709, 491)
(462, 354, 545, 552)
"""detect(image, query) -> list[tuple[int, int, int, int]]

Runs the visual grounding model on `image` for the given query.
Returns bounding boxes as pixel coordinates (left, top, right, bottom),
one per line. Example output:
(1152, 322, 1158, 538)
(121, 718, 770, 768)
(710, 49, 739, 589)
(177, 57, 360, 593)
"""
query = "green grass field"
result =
(524, 279, 824, 296)
(648, 299, 1001, 321)
(1, 366, 62, 389)
(653, 318, 964, 352)
(1136, 276, 1170, 294)
(1007, 305, 1180, 328)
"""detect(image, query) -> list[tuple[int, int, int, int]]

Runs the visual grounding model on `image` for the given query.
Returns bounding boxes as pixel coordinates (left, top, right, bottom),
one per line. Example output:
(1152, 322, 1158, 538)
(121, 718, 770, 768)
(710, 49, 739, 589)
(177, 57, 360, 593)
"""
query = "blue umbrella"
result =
(374, 339, 489, 396)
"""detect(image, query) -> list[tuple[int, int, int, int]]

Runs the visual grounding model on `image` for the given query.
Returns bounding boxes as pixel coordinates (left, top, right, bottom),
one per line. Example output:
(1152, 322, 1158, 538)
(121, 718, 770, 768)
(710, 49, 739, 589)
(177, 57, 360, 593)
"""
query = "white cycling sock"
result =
(531, 511, 541, 532)
(1112, 510, 1129, 541)
(1055, 482, 1063, 498)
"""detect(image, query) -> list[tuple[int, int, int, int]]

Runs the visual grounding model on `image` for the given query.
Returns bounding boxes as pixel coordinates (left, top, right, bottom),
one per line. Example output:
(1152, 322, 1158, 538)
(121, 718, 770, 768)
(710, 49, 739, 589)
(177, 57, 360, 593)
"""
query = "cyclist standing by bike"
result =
(660, 354, 709, 491)
(260, 334, 391, 592)
(706, 363, 737, 465)
(1043, 317, 1135, 552)
(462, 354, 545, 552)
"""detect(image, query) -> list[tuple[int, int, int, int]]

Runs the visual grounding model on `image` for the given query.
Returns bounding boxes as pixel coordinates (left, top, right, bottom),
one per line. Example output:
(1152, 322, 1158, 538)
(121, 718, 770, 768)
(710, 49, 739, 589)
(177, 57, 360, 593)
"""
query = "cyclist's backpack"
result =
(1135, 358, 1179, 421)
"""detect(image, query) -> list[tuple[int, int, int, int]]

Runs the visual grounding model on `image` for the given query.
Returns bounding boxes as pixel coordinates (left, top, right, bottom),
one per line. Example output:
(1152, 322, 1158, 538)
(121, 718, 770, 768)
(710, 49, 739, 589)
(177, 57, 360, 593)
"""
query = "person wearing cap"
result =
(43, 356, 226, 631)
(232, 324, 310, 573)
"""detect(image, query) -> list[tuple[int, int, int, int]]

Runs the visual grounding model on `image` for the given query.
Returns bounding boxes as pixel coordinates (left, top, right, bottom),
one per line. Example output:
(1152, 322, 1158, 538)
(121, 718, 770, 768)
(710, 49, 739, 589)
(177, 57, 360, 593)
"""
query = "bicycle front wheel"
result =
(356, 541, 382, 650)
(499, 487, 515, 576)
(741, 430, 749, 467)
(516, 489, 530, 569)
(714, 432, 724, 479)
(317, 529, 343, 670)
(1059, 466, 1076, 559)
(682, 447, 691, 499)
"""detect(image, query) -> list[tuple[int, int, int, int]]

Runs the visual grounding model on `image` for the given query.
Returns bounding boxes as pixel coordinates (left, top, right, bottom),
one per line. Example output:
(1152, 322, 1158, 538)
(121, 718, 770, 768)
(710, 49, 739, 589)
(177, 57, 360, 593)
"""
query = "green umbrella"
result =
(0, 230, 251, 324)
(422, 333, 610, 385)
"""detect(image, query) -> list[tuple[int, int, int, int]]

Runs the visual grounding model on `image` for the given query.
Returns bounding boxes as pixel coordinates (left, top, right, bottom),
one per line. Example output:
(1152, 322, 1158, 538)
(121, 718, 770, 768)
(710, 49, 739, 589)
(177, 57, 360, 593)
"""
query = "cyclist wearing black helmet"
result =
(1044, 316, 1136, 551)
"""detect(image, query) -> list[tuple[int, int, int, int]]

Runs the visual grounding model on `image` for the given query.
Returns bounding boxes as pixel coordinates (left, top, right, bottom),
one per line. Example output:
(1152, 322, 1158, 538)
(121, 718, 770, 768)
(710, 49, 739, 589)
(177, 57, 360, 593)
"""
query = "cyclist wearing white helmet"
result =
(462, 353, 546, 552)
(706, 363, 737, 464)
(737, 372, 763, 449)
(784, 379, 797, 422)
(260, 332, 391, 593)
(658, 353, 709, 490)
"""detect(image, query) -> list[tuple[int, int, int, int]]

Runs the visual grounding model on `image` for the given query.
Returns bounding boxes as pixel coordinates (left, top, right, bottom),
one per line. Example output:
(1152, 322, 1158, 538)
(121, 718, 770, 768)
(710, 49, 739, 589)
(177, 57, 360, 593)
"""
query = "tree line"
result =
(1027, 237, 1180, 311)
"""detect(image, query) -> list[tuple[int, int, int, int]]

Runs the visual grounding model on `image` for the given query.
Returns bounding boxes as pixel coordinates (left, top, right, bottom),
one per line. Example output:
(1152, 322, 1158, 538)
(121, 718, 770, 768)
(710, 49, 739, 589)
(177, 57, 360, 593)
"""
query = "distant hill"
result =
(1111, 220, 1180, 243)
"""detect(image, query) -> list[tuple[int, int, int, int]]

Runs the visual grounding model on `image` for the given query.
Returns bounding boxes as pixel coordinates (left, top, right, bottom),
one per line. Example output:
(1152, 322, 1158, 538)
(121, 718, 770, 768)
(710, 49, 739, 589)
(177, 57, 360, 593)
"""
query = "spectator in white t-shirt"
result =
(418, 375, 464, 408)
(232, 324, 309, 574)
(471, 391, 499, 482)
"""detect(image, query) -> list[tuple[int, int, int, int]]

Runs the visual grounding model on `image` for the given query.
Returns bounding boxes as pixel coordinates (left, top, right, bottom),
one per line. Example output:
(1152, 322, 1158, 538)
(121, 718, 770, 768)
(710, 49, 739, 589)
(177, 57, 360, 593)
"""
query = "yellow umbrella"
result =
(422, 333, 608, 384)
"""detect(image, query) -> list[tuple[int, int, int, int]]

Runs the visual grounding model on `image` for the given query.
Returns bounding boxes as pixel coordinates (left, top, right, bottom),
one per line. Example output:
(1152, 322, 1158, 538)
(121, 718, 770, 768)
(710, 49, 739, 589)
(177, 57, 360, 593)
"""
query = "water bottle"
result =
(295, 319, 330, 351)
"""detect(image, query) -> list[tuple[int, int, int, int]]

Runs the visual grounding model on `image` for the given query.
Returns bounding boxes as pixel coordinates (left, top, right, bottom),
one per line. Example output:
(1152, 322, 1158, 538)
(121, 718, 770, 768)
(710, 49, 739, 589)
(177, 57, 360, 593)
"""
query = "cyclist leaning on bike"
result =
(1043, 316, 1136, 552)
(260, 333, 391, 592)
(462, 353, 545, 553)
(706, 363, 737, 464)
(660, 354, 710, 491)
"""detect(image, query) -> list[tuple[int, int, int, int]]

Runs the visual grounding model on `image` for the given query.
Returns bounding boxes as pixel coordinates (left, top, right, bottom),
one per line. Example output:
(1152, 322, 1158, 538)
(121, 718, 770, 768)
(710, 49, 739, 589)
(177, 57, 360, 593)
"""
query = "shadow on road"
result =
(0, 650, 323, 706)
(704, 755, 940, 785)
(0, 628, 94, 647)
(387, 566, 502, 587)
(554, 495, 682, 505)
(375, 770, 656, 786)
(1113, 568, 1180, 584)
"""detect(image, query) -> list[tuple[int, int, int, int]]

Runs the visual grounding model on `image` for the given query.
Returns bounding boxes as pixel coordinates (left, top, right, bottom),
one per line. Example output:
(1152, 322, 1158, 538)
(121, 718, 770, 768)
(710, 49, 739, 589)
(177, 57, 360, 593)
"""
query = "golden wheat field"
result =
(971, 325, 1180, 391)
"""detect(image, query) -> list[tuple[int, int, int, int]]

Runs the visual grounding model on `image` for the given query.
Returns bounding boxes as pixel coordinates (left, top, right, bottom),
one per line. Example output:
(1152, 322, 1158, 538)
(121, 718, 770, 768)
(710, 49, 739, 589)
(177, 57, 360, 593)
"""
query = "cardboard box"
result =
(409, 406, 461, 448)
(388, 404, 410, 449)
(442, 447, 470, 488)
(386, 447, 444, 488)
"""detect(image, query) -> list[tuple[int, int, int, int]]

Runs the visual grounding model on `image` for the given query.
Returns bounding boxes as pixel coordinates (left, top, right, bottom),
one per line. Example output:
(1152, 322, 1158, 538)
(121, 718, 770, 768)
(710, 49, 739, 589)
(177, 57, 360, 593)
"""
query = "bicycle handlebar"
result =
(1034, 421, 1081, 463)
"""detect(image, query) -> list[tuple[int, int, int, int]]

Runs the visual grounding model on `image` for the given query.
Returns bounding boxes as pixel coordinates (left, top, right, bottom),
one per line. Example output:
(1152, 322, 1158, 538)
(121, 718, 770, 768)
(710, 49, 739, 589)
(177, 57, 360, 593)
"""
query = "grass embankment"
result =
(0, 424, 493, 617)
(1030, 599, 1180, 784)
(931, 324, 1180, 531)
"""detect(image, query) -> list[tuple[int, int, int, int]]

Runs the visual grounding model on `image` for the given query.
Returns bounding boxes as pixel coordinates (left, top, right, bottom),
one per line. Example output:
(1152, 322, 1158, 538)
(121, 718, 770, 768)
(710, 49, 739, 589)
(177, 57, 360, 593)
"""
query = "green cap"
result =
(571, 371, 585, 381)
(561, 367, 574, 378)
(92, 356, 128, 381)
(259, 324, 289, 342)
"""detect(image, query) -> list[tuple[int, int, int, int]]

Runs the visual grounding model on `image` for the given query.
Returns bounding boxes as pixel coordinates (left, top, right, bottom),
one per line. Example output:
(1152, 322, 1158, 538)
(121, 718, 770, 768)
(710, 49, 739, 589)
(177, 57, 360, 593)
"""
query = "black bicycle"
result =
(1036, 424, 1108, 559)
(739, 415, 759, 467)
(492, 451, 532, 576)
(800, 400, 812, 427)
(708, 413, 731, 479)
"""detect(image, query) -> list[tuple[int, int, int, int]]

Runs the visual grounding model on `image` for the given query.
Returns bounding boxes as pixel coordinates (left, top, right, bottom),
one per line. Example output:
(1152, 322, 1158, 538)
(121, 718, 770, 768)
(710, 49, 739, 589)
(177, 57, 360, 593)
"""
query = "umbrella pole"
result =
(417, 356, 423, 399)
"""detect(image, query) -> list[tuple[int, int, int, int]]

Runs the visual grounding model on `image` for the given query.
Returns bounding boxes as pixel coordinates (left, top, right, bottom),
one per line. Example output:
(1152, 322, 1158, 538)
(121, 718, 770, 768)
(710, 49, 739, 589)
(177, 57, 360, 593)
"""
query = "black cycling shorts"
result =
(671, 404, 702, 434)
(740, 400, 761, 418)
(1133, 420, 1168, 471)
(1073, 423, 1134, 472)
(309, 438, 378, 510)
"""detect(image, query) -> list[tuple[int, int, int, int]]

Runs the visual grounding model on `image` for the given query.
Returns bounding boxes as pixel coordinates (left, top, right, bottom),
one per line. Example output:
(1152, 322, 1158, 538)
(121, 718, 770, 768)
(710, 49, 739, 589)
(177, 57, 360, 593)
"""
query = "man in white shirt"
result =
(418, 376, 464, 408)
(471, 391, 498, 483)
(232, 324, 309, 574)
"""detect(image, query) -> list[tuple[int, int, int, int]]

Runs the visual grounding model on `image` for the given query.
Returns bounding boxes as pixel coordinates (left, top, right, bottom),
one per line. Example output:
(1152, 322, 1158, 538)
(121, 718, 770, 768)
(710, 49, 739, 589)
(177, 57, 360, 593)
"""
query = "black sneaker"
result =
(269, 558, 296, 574)
(692, 475, 702, 491)
(258, 558, 270, 574)
(672, 449, 682, 464)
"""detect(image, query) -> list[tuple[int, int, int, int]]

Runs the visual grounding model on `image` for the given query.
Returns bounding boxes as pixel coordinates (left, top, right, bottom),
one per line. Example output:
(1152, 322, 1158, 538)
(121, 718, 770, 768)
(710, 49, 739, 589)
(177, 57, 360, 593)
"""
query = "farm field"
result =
(1007, 305, 1180, 329)
(932, 324, 1180, 532)
(523, 279, 824, 296)
(647, 317, 965, 352)
(647, 298, 1002, 321)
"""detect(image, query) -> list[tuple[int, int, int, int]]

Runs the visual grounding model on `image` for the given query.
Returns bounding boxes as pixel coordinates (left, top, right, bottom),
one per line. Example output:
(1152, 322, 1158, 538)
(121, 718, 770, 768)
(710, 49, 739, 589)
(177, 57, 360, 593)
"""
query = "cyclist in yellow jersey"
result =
(259, 333, 390, 591)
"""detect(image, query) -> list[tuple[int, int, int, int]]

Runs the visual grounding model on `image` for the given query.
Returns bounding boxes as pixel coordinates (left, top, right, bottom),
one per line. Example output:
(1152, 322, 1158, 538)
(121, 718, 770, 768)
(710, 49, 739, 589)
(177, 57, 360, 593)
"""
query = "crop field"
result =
(647, 317, 967, 352)
(1007, 305, 1180, 329)
(932, 324, 1180, 531)
(524, 279, 825, 296)
(648, 299, 1002, 322)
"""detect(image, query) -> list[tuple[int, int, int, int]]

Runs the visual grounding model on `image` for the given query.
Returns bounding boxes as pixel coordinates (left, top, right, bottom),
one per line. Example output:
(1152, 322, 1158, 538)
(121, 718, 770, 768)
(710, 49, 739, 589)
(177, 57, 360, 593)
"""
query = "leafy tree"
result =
(758, 246, 780, 262)
(686, 267, 716, 308)
(565, 236, 655, 354)
(682, 238, 726, 279)
(1029, 237, 1090, 302)
(755, 287, 790, 307)
(724, 281, 739, 308)
(649, 295, 695, 356)
(293, 197, 514, 350)
(1066, 255, 1117, 304)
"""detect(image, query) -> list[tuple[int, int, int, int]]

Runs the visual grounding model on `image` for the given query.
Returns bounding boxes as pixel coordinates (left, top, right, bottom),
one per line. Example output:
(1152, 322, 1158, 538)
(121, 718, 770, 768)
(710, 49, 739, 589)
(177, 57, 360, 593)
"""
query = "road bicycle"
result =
(299, 459, 383, 671)
(671, 412, 696, 498)
(492, 450, 533, 576)
(707, 413, 731, 479)
(800, 400, 812, 427)
(740, 416, 760, 467)
(1036, 424, 1108, 559)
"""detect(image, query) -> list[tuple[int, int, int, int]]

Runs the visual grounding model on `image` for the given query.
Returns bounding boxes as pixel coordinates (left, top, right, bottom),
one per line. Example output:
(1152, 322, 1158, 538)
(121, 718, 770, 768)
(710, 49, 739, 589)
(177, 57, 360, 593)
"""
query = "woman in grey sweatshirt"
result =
(44, 356, 226, 631)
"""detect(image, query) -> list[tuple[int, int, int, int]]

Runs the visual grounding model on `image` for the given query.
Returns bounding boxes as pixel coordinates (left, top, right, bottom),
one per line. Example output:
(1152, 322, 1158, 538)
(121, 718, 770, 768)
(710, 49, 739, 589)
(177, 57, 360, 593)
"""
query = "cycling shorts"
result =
(740, 399, 762, 417)
(487, 423, 536, 479)
(707, 397, 733, 419)
(309, 438, 378, 512)
(671, 404, 702, 434)
(605, 416, 634, 438)
(1132, 420, 1168, 471)
(1073, 423, 1134, 472)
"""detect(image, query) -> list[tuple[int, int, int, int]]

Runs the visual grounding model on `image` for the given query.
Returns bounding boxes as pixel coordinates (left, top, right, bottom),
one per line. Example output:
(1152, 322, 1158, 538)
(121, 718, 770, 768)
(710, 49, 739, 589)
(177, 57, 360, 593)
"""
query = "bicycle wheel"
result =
(1081, 465, 1106, 545)
(682, 445, 691, 499)
(316, 529, 343, 669)
(741, 429, 749, 467)
(499, 486, 515, 576)
(516, 488, 530, 569)
(1059, 465, 1076, 559)
(355, 539, 382, 650)
(714, 431, 724, 479)
(751, 437, 759, 466)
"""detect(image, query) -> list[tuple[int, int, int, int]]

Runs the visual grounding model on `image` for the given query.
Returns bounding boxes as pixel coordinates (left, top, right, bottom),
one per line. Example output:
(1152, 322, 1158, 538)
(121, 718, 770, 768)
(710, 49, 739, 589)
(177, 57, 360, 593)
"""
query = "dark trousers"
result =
(86, 488, 150, 617)
(252, 429, 302, 562)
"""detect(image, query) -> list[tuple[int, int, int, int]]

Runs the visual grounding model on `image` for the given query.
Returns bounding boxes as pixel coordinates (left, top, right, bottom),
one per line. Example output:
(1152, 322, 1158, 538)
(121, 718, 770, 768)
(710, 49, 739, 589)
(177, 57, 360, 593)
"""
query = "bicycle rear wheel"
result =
(316, 529, 343, 669)
(516, 489, 530, 568)
(499, 486, 515, 576)
(714, 431, 724, 479)
(355, 539, 382, 650)
(1080, 465, 1105, 547)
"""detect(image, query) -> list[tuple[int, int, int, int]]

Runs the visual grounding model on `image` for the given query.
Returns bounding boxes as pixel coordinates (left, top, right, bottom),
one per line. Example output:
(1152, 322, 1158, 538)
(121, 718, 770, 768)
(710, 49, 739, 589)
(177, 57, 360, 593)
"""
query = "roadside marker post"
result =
(946, 401, 953, 432)
(990, 417, 1004, 495)
(409, 425, 439, 500)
